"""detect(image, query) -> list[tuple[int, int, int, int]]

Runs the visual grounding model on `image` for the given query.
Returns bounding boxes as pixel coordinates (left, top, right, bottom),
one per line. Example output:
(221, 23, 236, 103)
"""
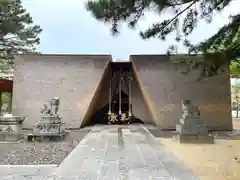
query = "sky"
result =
(21, 0, 240, 61)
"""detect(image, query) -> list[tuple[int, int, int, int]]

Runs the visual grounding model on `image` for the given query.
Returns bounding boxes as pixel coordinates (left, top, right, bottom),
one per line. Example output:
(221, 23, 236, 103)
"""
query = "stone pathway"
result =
(51, 124, 199, 180)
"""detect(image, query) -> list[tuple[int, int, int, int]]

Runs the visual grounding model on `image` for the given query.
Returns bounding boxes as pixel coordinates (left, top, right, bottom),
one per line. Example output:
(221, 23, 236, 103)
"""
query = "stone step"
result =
(176, 124, 208, 135)
(173, 134, 214, 144)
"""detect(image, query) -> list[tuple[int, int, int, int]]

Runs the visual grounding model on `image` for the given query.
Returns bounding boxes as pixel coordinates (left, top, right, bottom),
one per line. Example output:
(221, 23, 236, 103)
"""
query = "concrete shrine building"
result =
(11, 54, 232, 130)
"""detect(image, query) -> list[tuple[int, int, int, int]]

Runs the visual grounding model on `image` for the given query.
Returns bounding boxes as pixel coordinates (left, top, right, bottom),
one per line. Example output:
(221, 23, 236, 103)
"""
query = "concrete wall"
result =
(81, 65, 111, 126)
(12, 54, 232, 130)
(12, 54, 111, 128)
(131, 55, 232, 130)
(131, 73, 153, 124)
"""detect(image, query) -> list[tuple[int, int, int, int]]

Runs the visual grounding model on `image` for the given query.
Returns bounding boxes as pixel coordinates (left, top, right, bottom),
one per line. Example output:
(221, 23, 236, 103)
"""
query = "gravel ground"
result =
(0, 127, 91, 165)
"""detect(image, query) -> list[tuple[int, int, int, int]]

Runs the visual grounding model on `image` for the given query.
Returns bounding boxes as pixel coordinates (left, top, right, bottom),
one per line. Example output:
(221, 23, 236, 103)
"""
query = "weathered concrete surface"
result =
(51, 124, 198, 180)
(81, 64, 111, 126)
(12, 54, 232, 130)
(131, 72, 153, 124)
(131, 55, 232, 130)
(12, 54, 111, 128)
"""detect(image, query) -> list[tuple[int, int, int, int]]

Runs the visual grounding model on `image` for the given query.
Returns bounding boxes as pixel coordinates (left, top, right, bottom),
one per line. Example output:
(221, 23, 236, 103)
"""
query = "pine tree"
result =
(0, 0, 42, 70)
(86, 0, 240, 79)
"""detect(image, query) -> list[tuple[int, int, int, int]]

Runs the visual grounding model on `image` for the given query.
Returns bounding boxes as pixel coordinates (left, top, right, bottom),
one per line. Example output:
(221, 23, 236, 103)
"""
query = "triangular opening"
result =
(81, 62, 154, 127)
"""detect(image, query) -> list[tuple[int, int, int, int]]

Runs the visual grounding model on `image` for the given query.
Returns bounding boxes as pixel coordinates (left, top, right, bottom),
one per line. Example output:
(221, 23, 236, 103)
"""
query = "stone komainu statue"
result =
(41, 104, 51, 116)
(182, 100, 200, 117)
(41, 97, 60, 116)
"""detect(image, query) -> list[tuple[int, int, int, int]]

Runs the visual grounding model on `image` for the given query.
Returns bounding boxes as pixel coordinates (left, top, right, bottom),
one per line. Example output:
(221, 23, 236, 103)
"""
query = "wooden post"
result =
(128, 70, 132, 118)
(0, 92, 2, 116)
(119, 70, 122, 115)
(8, 92, 12, 113)
(108, 71, 112, 116)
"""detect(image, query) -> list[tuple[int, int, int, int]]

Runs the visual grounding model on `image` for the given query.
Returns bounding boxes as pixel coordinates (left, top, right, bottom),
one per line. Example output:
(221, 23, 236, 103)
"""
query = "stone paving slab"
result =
(50, 124, 199, 180)
(141, 125, 200, 180)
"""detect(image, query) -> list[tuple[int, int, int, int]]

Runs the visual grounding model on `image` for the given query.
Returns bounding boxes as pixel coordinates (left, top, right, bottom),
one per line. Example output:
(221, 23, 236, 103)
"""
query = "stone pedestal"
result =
(176, 116, 208, 135)
(173, 100, 214, 144)
(34, 116, 66, 134)
(31, 116, 67, 141)
(173, 134, 214, 144)
(0, 115, 25, 142)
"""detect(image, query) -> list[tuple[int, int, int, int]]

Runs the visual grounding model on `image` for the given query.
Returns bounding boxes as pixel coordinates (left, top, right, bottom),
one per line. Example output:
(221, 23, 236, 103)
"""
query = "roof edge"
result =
(129, 54, 204, 61)
(16, 53, 113, 62)
(19, 53, 112, 57)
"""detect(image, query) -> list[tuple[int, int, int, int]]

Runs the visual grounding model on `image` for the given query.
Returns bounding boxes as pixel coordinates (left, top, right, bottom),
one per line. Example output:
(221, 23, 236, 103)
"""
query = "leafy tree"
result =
(0, 0, 42, 70)
(86, 0, 240, 79)
(230, 61, 240, 78)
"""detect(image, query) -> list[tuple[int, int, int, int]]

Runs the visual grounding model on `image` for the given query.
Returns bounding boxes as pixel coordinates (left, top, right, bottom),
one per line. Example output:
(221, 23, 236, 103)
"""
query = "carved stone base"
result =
(176, 116, 209, 135)
(5, 133, 22, 142)
(0, 133, 4, 141)
(34, 122, 65, 135)
(0, 133, 22, 142)
(40, 116, 61, 124)
(173, 134, 214, 144)
(176, 124, 208, 135)
(0, 116, 24, 142)
(28, 130, 67, 142)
